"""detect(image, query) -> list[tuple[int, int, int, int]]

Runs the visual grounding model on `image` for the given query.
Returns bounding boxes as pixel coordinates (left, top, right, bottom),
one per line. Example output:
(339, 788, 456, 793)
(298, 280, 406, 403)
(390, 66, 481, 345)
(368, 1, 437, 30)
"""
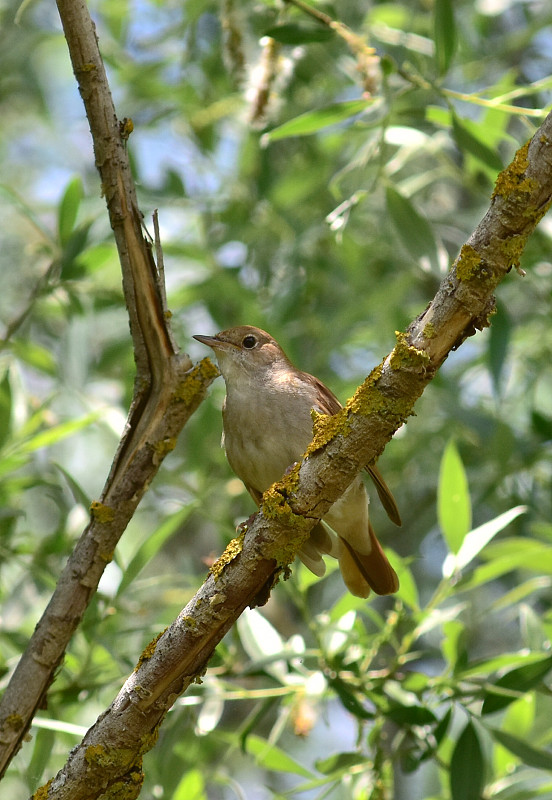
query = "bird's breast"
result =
(222, 377, 315, 493)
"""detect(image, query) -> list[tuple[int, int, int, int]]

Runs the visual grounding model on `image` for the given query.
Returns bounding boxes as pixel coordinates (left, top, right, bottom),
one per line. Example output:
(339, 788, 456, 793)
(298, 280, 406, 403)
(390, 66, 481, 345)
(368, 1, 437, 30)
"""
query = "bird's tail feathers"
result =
(339, 522, 399, 597)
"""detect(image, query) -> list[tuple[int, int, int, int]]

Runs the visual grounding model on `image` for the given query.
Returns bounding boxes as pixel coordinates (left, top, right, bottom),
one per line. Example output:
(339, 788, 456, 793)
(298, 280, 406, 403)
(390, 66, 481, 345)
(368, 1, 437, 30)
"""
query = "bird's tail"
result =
(338, 522, 399, 598)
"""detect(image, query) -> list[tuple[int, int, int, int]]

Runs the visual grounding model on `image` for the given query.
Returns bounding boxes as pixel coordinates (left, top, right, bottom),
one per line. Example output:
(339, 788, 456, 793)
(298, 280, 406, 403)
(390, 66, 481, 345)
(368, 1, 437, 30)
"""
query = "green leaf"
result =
(262, 100, 374, 143)
(10, 339, 57, 375)
(386, 703, 438, 726)
(58, 176, 83, 245)
(531, 410, 552, 440)
(441, 619, 466, 670)
(452, 114, 504, 172)
(315, 751, 367, 775)
(14, 411, 101, 455)
(245, 735, 313, 778)
(489, 729, 552, 771)
(434, 0, 457, 76)
(434, 707, 452, 746)
(482, 655, 552, 715)
(327, 675, 374, 720)
(394, 555, 420, 611)
(117, 505, 198, 595)
(385, 186, 439, 271)
(27, 728, 55, 792)
(173, 768, 207, 800)
(236, 608, 288, 680)
(442, 505, 526, 578)
(438, 440, 471, 556)
(263, 24, 333, 45)
(459, 651, 552, 681)
(488, 302, 511, 397)
(450, 721, 485, 800)
(0, 371, 12, 450)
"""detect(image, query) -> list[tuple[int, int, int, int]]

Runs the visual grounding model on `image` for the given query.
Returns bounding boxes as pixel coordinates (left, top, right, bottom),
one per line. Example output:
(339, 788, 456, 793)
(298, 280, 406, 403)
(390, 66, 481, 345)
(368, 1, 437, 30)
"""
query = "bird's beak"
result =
(193, 334, 220, 349)
(193, 333, 238, 353)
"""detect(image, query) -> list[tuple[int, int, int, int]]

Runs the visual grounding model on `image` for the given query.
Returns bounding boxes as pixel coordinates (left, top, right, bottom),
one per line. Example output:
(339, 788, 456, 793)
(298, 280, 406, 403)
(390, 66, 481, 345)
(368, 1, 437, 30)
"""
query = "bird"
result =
(193, 325, 400, 598)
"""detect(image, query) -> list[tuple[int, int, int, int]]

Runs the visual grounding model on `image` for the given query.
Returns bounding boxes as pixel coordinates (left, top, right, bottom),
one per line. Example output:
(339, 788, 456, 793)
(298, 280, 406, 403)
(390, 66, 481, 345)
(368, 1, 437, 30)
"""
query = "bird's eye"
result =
(242, 335, 257, 349)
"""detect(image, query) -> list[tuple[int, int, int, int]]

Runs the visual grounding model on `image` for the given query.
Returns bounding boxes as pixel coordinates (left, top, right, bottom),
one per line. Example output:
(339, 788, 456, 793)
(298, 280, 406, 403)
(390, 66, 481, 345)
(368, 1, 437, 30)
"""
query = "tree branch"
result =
(0, 0, 217, 777)
(36, 113, 552, 799)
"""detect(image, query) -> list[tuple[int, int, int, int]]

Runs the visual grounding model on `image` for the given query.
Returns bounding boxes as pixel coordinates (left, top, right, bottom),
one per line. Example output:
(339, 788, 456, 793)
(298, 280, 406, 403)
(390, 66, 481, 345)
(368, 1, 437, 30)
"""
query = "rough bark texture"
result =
(0, 0, 217, 778)
(34, 112, 552, 799)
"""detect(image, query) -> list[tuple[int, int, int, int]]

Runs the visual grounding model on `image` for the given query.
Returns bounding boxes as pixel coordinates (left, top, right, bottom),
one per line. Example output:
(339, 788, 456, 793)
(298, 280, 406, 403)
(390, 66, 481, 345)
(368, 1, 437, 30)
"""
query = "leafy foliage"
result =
(1, 0, 552, 798)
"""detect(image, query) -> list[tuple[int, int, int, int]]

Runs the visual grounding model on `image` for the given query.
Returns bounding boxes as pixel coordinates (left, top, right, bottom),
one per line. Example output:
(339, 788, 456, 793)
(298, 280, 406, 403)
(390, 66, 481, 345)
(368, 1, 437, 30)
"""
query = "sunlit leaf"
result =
(13, 412, 102, 455)
(442, 505, 526, 578)
(438, 440, 471, 556)
(393, 554, 420, 611)
(237, 608, 287, 681)
(246, 735, 313, 778)
(263, 100, 374, 143)
(489, 729, 552, 771)
(173, 768, 207, 800)
(482, 655, 552, 715)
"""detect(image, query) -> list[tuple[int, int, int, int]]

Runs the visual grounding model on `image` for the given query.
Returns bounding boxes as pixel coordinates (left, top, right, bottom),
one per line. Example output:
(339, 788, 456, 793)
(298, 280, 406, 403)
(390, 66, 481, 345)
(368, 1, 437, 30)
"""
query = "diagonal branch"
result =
(0, 0, 218, 777)
(37, 113, 552, 799)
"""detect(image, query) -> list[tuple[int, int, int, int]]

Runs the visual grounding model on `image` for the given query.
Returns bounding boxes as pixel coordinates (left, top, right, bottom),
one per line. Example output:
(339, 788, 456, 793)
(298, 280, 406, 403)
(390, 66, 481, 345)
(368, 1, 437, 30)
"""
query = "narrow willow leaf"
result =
(482, 654, 552, 715)
(327, 675, 374, 720)
(489, 729, 552, 771)
(58, 176, 83, 245)
(385, 186, 439, 270)
(246, 735, 313, 778)
(237, 608, 287, 681)
(263, 24, 333, 45)
(438, 440, 471, 556)
(488, 302, 511, 398)
(434, 0, 457, 75)
(450, 721, 485, 800)
(315, 752, 367, 775)
(0, 371, 12, 450)
(452, 114, 503, 172)
(442, 505, 526, 578)
(15, 411, 101, 455)
(263, 99, 373, 143)
(117, 505, 198, 595)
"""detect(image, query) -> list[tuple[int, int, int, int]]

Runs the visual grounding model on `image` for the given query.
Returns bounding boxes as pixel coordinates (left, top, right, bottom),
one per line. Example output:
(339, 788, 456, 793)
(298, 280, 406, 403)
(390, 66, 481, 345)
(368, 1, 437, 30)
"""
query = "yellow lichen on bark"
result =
(209, 531, 245, 579)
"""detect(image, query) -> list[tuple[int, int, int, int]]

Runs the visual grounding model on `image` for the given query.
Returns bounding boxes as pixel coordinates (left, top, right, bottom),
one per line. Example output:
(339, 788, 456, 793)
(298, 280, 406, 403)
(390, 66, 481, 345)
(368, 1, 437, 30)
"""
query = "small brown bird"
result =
(194, 325, 400, 598)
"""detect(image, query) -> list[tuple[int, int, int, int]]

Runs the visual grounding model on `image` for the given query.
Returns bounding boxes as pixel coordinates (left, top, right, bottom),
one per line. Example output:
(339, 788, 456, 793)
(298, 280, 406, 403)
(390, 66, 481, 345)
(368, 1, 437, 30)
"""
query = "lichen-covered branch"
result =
(34, 113, 552, 799)
(0, 0, 217, 778)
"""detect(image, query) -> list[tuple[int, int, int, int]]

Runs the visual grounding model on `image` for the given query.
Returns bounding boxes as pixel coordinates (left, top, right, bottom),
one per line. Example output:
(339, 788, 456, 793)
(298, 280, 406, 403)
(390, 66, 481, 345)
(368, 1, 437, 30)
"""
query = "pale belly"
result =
(222, 385, 314, 493)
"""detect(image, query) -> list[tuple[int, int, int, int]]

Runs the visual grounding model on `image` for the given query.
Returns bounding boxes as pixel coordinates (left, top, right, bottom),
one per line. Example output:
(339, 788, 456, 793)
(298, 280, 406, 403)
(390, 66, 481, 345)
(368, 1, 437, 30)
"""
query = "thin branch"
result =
(0, 0, 217, 776)
(38, 114, 552, 799)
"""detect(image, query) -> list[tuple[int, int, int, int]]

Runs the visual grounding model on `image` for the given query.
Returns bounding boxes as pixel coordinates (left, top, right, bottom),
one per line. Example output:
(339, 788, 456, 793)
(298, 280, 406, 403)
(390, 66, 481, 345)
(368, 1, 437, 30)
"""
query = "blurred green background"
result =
(1, 0, 552, 798)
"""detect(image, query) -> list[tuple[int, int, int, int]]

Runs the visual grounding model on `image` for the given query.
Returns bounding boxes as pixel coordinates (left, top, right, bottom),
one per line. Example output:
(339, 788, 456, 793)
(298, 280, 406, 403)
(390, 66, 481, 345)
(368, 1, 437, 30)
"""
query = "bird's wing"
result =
(366, 463, 402, 526)
(246, 485, 263, 506)
(301, 372, 343, 416)
(303, 371, 402, 528)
